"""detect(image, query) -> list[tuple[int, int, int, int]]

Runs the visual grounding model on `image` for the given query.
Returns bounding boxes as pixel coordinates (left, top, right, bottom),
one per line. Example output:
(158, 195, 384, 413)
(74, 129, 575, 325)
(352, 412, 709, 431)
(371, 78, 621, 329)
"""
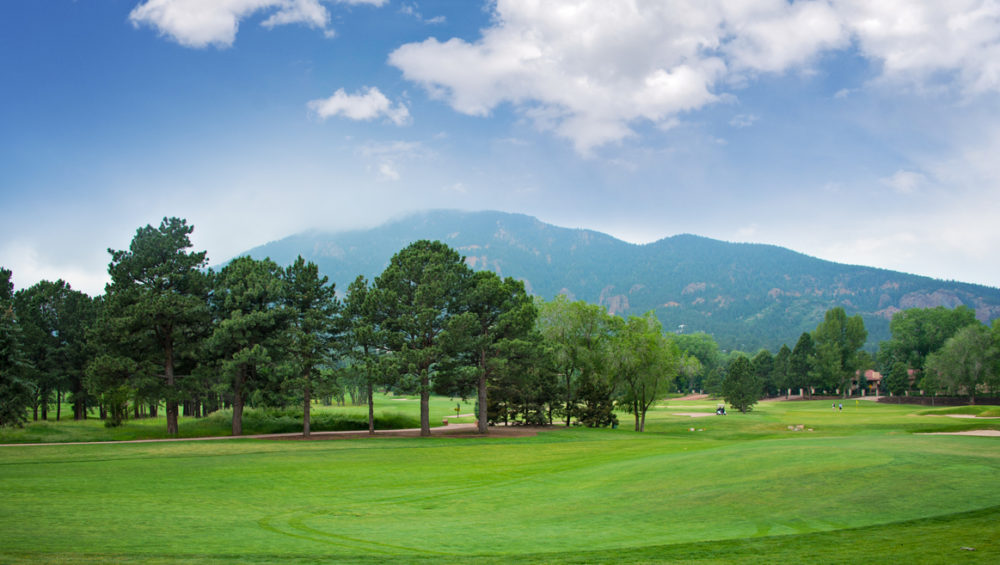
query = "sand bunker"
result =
(670, 412, 717, 418)
(921, 430, 1000, 437)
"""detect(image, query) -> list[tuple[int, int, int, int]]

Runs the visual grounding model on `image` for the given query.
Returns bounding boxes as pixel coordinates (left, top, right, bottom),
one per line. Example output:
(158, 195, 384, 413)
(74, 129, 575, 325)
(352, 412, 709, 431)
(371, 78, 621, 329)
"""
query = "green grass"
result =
(0, 399, 998, 563)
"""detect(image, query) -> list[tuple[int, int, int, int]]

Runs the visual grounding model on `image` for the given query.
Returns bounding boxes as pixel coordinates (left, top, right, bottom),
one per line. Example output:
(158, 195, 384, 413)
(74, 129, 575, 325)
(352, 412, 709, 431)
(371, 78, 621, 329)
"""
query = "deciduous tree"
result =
(880, 306, 978, 375)
(924, 324, 997, 403)
(811, 307, 867, 397)
(536, 296, 614, 427)
(612, 312, 678, 431)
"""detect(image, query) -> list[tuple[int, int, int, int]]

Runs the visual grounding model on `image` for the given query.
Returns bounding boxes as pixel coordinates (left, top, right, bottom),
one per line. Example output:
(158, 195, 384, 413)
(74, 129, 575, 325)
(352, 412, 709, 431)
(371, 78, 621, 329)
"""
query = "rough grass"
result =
(0, 394, 475, 444)
(0, 399, 998, 563)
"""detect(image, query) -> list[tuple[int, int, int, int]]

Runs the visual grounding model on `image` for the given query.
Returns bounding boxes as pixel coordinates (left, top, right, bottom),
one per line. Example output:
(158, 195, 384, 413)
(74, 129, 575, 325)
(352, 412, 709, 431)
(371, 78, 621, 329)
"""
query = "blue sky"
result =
(3, 0, 1000, 296)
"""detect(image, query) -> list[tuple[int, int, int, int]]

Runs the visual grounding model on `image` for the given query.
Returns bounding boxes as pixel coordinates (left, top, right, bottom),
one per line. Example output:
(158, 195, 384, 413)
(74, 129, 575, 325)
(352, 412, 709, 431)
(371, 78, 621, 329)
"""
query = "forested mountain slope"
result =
(239, 210, 1000, 351)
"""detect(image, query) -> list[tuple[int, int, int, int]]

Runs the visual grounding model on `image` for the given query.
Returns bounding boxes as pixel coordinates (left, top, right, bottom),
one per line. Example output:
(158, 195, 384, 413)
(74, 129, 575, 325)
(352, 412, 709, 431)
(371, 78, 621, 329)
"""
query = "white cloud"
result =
(723, 0, 848, 73)
(308, 87, 411, 125)
(357, 140, 426, 159)
(376, 161, 400, 181)
(390, 1, 1000, 153)
(357, 140, 432, 182)
(729, 114, 758, 128)
(399, 2, 444, 24)
(129, 0, 387, 48)
(836, 0, 1000, 94)
(881, 169, 926, 194)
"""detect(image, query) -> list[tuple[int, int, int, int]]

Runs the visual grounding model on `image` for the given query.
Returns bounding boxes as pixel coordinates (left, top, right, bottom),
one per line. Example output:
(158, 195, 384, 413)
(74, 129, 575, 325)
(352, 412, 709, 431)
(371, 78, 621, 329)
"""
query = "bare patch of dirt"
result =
(273, 423, 559, 441)
(674, 393, 709, 401)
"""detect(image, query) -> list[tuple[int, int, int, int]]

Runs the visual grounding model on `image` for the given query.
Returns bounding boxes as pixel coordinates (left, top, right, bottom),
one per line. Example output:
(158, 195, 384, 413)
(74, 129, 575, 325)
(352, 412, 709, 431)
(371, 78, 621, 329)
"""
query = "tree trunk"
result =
(165, 341, 179, 436)
(367, 380, 375, 435)
(232, 365, 245, 436)
(74, 395, 85, 420)
(477, 352, 489, 434)
(56, 390, 62, 421)
(302, 372, 311, 438)
(634, 399, 641, 431)
(564, 372, 572, 427)
(420, 368, 431, 437)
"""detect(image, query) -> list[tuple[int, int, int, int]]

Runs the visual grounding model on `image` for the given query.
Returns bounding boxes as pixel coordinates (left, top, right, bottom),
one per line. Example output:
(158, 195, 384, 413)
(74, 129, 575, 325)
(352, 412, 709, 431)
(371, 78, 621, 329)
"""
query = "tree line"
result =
(689, 304, 1000, 412)
(0, 218, 691, 434)
(3, 217, 999, 432)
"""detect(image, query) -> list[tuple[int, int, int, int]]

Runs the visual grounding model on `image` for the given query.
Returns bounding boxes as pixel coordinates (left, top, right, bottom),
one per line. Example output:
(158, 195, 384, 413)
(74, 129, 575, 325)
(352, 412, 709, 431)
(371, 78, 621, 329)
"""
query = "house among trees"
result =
(852, 369, 883, 396)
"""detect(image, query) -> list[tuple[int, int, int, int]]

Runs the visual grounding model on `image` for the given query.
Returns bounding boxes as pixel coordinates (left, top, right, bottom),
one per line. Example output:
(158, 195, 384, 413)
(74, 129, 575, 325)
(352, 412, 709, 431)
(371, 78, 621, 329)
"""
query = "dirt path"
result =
(0, 422, 556, 447)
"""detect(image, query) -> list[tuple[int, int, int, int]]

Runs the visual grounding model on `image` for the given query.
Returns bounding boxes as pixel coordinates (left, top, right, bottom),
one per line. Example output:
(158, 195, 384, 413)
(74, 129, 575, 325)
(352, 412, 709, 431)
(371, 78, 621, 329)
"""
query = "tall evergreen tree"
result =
(0, 268, 32, 428)
(342, 275, 382, 434)
(14, 280, 95, 421)
(440, 271, 537, 434)
(283, 256, 339, 437)
(751, 349, 776, 397)
(105, 218, 209, 435)
(789, 332, 814, 397)
(372, 240, 471, 436)
(772, 344, 792, 398)
(722, 354, 761, 413)
(206, 256, 288, 436)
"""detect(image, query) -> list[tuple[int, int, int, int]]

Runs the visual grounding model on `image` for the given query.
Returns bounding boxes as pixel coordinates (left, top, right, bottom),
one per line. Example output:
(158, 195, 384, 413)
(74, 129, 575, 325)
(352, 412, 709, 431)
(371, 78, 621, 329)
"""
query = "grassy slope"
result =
(0, 399, 998, 563)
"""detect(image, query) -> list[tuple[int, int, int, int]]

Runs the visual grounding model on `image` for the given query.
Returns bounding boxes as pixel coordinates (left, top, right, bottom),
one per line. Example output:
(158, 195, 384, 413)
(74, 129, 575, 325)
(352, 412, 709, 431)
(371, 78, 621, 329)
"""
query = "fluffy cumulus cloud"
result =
(307, 87, 411, 125)
(389, 0, 1000, 153)
(129, 0, 386, 48)
(837, 0, 1000, 94)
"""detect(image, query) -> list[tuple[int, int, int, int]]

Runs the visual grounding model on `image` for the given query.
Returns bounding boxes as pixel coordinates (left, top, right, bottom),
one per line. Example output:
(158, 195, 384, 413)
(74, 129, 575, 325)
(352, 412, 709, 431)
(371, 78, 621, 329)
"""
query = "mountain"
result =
(239, 210, 1000, 352)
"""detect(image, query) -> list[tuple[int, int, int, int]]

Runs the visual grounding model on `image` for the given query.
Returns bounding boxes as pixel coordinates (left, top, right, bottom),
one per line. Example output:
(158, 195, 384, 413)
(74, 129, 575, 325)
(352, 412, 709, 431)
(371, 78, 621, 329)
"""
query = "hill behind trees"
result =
(237, 210, 1000, 352)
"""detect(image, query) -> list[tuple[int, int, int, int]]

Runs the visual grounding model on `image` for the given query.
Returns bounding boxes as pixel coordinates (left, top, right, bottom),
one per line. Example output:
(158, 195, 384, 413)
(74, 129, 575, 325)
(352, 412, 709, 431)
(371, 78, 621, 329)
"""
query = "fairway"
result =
(1, 400, 998, 563)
